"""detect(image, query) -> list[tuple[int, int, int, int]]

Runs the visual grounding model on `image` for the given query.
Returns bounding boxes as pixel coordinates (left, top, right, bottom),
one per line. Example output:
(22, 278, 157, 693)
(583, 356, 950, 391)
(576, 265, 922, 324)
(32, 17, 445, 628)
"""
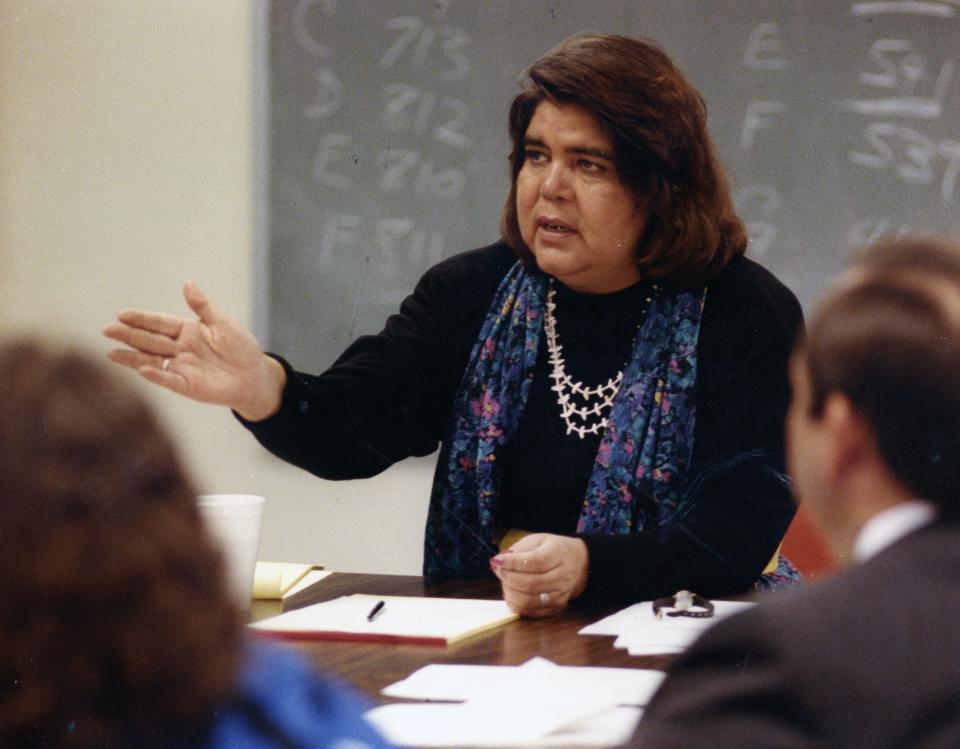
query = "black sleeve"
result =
(632, 610, 819, 749)
(579, 260, 804, 604)
(236, 243, 513, 480)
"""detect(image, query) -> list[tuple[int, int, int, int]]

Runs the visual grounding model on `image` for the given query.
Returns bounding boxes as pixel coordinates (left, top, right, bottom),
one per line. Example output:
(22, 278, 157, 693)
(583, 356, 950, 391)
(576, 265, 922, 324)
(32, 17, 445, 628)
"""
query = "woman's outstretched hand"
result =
(102, 281, 286, 421)
(490, 533, 589, 618)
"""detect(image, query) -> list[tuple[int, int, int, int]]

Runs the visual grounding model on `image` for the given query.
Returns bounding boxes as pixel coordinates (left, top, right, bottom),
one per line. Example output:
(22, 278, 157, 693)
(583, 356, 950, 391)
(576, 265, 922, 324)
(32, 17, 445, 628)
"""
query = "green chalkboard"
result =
(266, 0, 960, 370)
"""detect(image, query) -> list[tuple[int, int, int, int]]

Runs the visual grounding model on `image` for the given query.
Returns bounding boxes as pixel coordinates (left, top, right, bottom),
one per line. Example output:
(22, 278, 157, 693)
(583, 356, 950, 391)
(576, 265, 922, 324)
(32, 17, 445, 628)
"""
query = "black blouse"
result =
(239, 241, 804, 604)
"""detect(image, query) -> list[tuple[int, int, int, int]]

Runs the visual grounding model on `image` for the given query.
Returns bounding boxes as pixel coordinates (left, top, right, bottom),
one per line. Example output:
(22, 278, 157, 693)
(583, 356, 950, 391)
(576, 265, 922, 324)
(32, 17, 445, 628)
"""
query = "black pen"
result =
(366, 600, 386, 622)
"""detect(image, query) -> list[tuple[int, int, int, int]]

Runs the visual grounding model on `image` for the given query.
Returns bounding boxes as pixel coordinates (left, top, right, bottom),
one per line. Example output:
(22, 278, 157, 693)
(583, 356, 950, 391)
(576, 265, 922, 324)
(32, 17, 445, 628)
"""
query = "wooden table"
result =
(250, 572, 674, 702)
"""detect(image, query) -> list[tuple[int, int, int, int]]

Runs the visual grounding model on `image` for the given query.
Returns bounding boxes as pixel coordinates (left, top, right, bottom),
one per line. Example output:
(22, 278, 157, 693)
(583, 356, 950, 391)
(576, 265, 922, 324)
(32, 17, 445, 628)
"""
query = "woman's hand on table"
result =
(102, 281, 286, 421)
(490, 533, 589, 618)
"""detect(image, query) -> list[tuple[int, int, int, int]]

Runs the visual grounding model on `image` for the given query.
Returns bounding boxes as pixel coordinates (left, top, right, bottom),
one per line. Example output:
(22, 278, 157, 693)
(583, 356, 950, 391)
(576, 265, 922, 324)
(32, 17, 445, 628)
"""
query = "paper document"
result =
(382, 657, 666, 706)
(366, 703, 641, 747)
(367, 658, 642, 747)
(580, 599, 756, 656)
(282, 568, 332, 599)
(252, 561, 329, 599)
(249, 593, 518, 645)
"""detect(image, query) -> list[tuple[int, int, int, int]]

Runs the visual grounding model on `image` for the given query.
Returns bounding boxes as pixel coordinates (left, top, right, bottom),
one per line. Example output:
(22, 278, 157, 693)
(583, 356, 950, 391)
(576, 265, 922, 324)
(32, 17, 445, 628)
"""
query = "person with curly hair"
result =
(0, 341, 391, 749)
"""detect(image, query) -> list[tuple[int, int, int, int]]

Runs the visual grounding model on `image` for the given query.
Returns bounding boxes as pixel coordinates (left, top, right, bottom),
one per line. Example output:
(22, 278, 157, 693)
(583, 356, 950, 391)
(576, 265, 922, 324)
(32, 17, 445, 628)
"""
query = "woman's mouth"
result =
(537, 217, 576, 235)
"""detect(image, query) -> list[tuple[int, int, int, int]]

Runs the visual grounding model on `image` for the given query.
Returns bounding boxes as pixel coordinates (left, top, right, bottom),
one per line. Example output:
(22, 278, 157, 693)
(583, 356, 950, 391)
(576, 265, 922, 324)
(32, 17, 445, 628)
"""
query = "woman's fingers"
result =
(106, 347, 164, 372)
(102, 322, 177, 357)
(114, 308, 185, 338)
(493, 557, 563, 594)
(182, 280, 225, 325)
(106, 350, 190, 398)
(107, 348, 194, 398)
(491, 534, 590, 617)
(493, 535, 560, 575)
(102, 284, 269, 411)
(137, 362, 190, 396)
(499, 570, 566, 598)
(500, 582, 569, 618)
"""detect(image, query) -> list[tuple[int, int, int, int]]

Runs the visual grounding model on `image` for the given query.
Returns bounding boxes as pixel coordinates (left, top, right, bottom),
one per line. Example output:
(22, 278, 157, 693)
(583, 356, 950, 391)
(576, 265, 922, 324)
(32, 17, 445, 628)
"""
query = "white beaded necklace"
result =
(544, 280, 625, 440)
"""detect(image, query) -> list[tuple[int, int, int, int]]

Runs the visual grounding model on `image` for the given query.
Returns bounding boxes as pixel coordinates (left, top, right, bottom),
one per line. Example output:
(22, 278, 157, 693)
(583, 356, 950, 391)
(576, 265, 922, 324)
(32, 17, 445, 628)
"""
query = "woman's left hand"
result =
(490, 533, 589, 618)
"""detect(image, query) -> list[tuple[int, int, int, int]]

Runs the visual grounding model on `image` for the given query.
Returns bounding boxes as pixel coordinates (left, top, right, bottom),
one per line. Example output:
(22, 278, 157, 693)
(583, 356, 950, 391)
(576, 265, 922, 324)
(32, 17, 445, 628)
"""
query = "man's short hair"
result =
(802, 236, 960, 516)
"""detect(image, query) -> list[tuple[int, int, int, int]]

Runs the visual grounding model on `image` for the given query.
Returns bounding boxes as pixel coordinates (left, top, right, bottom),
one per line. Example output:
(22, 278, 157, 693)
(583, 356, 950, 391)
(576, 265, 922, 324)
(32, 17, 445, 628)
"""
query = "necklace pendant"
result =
(544, 280, 625, 441)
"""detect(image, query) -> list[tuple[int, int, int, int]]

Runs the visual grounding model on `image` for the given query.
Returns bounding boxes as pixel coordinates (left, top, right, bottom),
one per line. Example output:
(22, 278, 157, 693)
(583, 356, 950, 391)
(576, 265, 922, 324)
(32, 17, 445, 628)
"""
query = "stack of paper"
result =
(252, 561, 330, 599)
(579, 599, 755, 655)
(249, 593, 518, 645)
(368, 657, 652, 747)
(382, 658, 666, 705)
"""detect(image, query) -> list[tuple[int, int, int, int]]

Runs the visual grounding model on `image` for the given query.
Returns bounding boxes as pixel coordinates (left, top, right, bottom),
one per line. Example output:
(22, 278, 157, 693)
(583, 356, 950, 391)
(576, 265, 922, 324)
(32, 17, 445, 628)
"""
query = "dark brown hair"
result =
(0, 341, 242, 747)
(802, 237, 960, 515)
(500, 33, 747, 285)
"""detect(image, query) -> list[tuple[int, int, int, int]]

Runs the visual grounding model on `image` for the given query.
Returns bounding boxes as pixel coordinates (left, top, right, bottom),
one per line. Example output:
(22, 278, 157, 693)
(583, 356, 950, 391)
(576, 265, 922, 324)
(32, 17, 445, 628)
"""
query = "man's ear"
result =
(819, 392, 874, 483)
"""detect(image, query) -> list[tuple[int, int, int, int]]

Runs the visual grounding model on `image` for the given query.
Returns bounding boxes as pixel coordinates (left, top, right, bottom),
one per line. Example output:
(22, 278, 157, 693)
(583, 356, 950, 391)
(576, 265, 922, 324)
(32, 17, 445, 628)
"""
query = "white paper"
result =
(578, 599, 756, 657)
(383, 663, 506, 701)
(580, 599, 755, 637)
(466, 658, 625, 740)
(248, 593, 517, 642)
(366, 703, 642, 747)
(382, 657, 666, 706)
(613, 626, 707, 651)
(537, 706, 643, 747)
(368, 659, 641, 747)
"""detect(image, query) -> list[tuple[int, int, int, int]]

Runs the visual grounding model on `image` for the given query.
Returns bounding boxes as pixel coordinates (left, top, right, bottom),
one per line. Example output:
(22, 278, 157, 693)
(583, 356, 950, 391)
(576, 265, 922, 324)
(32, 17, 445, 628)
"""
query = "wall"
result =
(0, 0, 431, 575)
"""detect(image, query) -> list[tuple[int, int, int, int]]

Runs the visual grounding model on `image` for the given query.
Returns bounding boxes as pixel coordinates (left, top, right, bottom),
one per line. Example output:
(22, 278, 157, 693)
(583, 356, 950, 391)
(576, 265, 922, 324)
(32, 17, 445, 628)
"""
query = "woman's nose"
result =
(540, 162, 571, 201)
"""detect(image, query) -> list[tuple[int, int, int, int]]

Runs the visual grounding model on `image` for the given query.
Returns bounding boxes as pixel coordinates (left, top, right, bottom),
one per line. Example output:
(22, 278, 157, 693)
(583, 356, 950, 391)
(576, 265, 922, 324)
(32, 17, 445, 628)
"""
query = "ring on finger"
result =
(162, 357, 171, 371)
(539, 591, 550, 606)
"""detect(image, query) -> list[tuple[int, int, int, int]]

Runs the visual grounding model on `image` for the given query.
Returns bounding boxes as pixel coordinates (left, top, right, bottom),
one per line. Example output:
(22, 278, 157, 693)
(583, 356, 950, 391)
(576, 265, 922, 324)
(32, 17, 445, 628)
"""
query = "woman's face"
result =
(516, 100, 646, 294)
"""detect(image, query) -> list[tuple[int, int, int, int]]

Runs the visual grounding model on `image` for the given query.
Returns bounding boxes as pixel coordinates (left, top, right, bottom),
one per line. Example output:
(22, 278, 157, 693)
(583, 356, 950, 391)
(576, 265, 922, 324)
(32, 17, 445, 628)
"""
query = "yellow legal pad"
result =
(249, 593, 518, 646)
(252, 561, 327, 599)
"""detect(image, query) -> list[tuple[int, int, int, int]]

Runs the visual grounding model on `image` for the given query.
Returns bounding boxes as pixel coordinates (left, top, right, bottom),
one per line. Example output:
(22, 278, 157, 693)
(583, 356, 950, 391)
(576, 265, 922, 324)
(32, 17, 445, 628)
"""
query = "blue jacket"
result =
(199, 640, 392, 749)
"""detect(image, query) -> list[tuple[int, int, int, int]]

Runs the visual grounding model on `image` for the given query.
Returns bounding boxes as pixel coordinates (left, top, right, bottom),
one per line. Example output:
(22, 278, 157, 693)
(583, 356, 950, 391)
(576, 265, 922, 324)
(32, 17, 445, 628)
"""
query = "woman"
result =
(0, 341, 391, 749)
(104, 34, 802, 617)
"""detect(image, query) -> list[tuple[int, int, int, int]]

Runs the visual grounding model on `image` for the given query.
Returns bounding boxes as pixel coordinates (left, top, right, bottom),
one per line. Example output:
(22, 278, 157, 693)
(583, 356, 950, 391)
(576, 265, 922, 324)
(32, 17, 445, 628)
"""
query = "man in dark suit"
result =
(635, 237, 960, 748)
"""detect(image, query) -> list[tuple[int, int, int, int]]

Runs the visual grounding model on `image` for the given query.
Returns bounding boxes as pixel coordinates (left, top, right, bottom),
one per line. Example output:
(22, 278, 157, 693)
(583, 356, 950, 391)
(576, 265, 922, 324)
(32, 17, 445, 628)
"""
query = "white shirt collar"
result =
(853, 500, 937, 563)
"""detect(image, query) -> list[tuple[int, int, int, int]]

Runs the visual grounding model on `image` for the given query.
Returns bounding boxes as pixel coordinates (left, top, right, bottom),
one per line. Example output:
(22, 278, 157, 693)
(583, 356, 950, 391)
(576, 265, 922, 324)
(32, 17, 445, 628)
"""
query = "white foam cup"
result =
(197, 494, 265, 607)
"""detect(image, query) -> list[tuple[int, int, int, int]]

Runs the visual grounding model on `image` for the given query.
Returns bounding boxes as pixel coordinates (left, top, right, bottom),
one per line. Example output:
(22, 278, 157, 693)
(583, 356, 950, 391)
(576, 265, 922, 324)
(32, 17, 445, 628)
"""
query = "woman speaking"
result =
(104, 34, 803, 617)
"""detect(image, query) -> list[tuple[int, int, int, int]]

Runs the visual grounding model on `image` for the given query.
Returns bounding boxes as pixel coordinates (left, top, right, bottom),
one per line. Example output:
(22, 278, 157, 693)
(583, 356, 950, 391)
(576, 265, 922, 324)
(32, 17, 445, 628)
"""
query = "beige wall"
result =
(0, 0, 431, 574)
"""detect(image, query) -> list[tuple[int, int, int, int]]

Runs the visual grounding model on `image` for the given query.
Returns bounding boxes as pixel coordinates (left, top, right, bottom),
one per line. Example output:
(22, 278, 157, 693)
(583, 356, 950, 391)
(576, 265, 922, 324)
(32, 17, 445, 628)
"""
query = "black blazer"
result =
(634, 521, 960, 748)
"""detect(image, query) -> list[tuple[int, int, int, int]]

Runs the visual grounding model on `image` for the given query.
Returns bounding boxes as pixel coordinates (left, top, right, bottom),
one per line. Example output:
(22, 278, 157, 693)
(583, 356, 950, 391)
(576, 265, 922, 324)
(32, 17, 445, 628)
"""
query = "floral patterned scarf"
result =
(423, 261, 704, 577)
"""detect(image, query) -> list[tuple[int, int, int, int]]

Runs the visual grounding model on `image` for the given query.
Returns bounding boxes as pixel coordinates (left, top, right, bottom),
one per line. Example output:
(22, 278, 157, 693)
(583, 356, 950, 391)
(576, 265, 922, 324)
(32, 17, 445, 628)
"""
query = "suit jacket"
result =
(634, 521, 960, 748)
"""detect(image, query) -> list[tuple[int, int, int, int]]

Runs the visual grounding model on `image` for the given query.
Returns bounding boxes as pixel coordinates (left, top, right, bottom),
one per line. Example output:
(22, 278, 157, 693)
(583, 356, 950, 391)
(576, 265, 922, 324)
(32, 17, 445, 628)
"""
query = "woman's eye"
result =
(525, 150, 547, 163)
(579, 159, 604, 172)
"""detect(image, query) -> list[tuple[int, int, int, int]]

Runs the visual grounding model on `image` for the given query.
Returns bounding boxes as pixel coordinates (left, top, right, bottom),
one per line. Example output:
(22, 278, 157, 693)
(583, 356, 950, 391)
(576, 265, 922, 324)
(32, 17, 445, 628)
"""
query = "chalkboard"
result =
(265, 0, 960, 372)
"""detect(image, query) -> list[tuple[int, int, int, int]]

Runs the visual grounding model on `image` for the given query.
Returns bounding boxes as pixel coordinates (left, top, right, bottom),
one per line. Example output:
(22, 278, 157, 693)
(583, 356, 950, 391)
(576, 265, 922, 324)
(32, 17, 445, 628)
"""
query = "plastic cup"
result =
(197, 494, 265, 607)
